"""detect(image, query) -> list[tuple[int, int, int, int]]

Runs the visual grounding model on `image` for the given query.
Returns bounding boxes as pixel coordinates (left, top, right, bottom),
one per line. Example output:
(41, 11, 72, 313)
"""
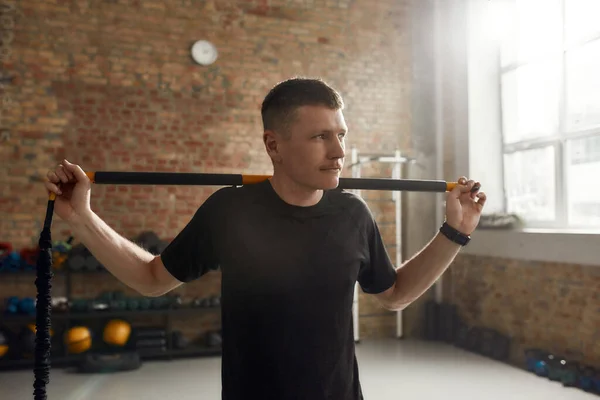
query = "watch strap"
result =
(439, 222, 470, 246)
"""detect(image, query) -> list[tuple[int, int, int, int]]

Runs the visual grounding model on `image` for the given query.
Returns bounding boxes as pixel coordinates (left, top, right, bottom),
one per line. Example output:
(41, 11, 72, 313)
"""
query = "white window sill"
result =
(461, 228, 599, 266)
(519, 227, 600, 235)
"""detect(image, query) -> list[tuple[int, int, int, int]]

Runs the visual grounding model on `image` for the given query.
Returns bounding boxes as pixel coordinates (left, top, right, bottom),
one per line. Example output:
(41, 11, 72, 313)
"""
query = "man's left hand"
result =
(445, 176, 486, 236)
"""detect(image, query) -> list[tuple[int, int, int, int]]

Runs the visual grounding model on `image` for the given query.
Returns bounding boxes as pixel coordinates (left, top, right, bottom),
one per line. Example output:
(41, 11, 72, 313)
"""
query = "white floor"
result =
(2, 339, 596, 400)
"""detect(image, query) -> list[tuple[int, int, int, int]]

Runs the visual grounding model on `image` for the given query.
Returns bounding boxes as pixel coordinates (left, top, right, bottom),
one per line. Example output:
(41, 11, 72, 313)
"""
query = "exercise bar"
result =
(74, 171, 458, 192)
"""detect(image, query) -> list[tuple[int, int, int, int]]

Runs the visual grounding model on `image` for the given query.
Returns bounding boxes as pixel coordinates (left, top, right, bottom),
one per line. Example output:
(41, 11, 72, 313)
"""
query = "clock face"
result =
(190, 40, 218, 66)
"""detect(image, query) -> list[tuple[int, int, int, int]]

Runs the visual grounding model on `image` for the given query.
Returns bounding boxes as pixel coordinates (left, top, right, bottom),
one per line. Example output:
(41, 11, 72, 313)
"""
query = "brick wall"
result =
(442, 254, 600, 368)
(0, 0, 414, 340)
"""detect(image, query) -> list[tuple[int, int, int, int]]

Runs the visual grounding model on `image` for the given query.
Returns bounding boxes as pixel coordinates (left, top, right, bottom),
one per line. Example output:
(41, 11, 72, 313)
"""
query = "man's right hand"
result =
(44, 159, 92, 223)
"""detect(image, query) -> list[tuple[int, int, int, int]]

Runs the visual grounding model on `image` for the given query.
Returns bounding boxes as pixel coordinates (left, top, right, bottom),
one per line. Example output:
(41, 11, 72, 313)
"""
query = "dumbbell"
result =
(151, 297, 169, 309)
(577, 365, 596, 392)
(19, 248, 37, 270)
(168, 295, 183, 308)
(558, 359, 580, 387)
(546, 354, 564, 381)
(109, 300, 127, 311)
(18, 298, 36, 315)
(5, 296, 20, 314)
(126, 298, 140, 311)
(0, 252, 21, 272)
(70, 299, 88, 312)
(590, 373, 600, 393)
(138, 298, 151, 310)
(97, 291, 114, 303)
(525, 349, 549, 377)
(0, 242, 13, 258)
(192, 297, 210, 308)
(52, 239, 73, 253)
(113, 291, 126, 301)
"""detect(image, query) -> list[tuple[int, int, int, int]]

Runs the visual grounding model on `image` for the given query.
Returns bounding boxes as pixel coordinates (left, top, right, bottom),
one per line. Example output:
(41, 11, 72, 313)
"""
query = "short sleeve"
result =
(160, 188, 226, 283)
(357, 207, 397, 294)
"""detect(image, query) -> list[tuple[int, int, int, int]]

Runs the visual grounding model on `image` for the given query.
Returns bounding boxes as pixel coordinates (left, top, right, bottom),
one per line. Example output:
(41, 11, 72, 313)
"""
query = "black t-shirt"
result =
(161, 179, 396, 400)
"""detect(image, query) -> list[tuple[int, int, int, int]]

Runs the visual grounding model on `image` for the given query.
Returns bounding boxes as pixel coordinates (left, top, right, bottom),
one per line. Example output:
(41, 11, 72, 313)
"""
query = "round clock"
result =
(190, 40, 218, 66)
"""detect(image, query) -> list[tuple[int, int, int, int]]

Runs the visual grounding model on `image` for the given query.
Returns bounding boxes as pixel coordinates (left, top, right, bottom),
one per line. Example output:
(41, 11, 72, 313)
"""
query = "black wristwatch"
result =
(439, 222, 471, 246)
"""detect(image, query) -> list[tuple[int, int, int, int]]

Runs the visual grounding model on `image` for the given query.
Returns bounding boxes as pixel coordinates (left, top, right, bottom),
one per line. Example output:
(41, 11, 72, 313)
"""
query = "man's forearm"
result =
(390, 232, 462, 309)
(68, 211, 159, 295)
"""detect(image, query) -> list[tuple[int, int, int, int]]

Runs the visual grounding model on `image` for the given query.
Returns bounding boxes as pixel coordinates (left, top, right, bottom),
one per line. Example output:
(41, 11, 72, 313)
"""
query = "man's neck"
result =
(269, 174, 323, 207)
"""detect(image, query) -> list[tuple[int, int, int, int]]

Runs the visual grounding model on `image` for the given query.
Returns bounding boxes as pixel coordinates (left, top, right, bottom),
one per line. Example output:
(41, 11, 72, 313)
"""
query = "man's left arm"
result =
(374, 177, 486, 310)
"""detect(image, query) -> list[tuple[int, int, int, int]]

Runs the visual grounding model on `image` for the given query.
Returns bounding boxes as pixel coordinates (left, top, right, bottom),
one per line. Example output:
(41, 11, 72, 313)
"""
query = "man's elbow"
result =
(374, 284, 412, 311)
(136, 256, 179, 297)
(381, 299, 411, 312)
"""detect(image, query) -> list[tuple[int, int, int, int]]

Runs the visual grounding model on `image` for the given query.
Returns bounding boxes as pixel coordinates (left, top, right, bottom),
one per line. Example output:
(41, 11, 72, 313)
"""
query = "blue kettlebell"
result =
(18, 298, 36, 315)
(5, 296, 20, 314)
(578, 365, 595, 392)
(525, 349, 548, 377)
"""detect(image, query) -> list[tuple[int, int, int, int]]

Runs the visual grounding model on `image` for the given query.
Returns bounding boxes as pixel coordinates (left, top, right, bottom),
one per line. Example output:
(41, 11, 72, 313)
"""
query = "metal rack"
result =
(349, 146, 415, 341)
(0, 269, 222, 371)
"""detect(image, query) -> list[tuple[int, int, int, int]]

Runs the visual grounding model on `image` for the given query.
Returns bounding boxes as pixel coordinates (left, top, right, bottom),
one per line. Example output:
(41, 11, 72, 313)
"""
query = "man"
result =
(45, 77, 486, 399)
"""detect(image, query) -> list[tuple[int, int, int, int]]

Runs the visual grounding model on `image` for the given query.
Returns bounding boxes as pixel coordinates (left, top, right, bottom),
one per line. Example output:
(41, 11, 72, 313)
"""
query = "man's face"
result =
(265, 105, 347, 191)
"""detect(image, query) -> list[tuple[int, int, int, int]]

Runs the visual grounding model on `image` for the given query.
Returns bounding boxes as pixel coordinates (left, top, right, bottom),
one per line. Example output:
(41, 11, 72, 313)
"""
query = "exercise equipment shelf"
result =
(1, 306, 220, 323)
(1, 267, 222, 373)
(0, 346, 222, 371)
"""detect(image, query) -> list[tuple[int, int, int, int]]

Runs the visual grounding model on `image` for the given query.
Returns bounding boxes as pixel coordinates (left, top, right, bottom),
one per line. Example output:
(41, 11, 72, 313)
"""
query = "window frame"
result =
(499, 0, 600, 229)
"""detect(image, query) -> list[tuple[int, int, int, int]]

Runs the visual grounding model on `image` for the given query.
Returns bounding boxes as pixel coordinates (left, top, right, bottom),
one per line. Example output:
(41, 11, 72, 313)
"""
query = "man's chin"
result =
(318, 175, 341, 190)
(292, 172, 341, 191)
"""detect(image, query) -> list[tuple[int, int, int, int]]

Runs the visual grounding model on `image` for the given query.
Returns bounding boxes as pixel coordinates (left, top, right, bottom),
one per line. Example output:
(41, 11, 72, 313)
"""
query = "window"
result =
(499, 0, 600, 229)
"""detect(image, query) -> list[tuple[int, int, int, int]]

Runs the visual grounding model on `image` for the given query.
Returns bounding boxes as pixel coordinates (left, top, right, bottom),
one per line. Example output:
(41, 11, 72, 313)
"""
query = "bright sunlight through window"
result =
(495, 0, 600, 230)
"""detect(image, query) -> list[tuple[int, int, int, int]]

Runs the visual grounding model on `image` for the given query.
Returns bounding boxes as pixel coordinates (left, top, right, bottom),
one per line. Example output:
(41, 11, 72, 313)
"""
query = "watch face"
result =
(191, 40, 218, 66)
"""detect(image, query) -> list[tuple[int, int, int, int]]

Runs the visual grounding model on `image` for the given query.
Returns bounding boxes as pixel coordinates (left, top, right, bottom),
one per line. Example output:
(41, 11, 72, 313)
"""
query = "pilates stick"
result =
(76, 171, 460, 192)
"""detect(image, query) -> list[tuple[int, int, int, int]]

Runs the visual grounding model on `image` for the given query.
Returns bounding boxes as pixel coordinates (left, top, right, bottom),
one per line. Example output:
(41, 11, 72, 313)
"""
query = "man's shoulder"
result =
(204, 180, 268, 206)
(327, 188, 372, 216)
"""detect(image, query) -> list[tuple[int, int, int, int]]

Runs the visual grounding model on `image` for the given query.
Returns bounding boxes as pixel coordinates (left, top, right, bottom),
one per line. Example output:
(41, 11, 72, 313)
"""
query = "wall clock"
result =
(190, 40, 218, 66)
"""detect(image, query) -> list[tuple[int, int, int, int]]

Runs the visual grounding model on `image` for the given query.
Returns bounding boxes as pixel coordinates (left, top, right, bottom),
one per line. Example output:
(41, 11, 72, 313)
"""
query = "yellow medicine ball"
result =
(64, 326, 92, 354)
(103, 319, 131, 347)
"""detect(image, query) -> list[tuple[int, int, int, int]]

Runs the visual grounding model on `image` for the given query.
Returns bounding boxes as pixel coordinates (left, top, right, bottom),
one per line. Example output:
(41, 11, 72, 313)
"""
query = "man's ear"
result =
(263, 130, 280, 162)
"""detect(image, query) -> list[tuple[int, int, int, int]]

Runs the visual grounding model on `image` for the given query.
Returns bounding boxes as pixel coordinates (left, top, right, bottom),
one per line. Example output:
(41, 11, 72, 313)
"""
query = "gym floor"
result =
(2, 339, 595, 400)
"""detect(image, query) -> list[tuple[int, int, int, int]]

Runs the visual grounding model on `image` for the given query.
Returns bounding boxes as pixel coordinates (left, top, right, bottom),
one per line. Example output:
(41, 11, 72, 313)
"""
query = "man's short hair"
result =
(261, 77, 344, 134)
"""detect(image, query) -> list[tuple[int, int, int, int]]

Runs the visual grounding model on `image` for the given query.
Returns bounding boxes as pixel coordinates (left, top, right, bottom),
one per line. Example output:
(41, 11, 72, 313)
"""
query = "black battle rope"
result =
(33, 195, 55, 400)
(33, 171, 469, 399)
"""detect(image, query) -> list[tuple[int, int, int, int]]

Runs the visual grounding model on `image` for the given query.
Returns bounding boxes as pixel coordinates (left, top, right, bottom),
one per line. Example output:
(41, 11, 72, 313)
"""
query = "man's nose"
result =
(329, 137, 345, 159)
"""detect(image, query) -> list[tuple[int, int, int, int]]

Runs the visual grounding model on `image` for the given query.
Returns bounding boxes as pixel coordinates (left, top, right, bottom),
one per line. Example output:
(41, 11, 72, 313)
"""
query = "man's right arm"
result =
(45, 159, 217, 296)
(69, 211, 182, 297)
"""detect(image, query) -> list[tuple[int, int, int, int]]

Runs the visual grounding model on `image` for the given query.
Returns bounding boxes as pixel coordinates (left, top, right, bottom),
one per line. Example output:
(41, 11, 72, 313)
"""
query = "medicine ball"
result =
(65, 326, 92, 354)
(103, 319, 131, 347)
(19, 324, 54, 358)
(0, 327, 9, 358)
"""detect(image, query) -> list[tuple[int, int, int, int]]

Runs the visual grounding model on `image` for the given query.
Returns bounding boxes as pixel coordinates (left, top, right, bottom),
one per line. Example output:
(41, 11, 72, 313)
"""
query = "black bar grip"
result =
(337, 178, 448, 192)
(91, 172, 244, 186)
